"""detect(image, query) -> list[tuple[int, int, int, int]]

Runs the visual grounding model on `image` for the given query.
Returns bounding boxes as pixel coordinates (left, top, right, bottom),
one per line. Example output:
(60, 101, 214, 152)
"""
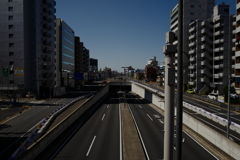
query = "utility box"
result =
(163, 44, 177, 53)
(166, 32, 175, 44)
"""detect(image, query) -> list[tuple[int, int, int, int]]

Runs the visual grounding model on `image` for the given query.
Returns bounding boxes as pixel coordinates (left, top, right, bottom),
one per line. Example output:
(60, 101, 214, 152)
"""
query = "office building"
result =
(90, 58, 98, 72)
(55, 18, 75, 90)
(0, 0, 56, 98)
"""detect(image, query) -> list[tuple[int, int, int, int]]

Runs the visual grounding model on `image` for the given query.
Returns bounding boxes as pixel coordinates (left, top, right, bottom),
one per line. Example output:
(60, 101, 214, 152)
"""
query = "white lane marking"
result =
(153, 114, 161, 118)
(128, 104, 150, 160)
(183, 131, 219, 160)
(101, 114, 105, 121)
(159, 119, 164, 124)
(147, 114, 153, 121)
(182, 138, 185, 143)
(119, 103, 122, 160)
(86, 136, 96, 156)
(139, 105, 142, 108)
(107, 105, 109, 108)
(229, 137, 233, 141)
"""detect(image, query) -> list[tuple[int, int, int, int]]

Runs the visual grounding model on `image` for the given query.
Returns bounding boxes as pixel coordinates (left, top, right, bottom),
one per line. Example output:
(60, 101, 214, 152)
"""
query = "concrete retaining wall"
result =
(131, 82, 240, 160)
(183, 111, 240, 159)
(19, 84, 109, 160)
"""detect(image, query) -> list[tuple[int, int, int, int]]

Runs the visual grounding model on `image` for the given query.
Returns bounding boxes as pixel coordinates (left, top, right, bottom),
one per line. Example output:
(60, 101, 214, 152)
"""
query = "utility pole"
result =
(163, 32, 177, 160)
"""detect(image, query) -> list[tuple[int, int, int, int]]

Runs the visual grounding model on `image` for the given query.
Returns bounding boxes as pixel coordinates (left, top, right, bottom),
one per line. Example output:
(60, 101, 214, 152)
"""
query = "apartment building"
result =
(90, 58, 98, 72)
(170, 0, 215, 85)
(235, 0, 240, 93)
(0, 0, 56, 98)
(55, 18, 75, 90)
(188, 3, 235, 94)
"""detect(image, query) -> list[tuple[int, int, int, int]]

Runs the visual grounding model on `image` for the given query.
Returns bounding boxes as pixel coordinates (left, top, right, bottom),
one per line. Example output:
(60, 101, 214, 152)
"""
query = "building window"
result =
(9, 43, 14, 47)
(8, 15, 13, 20)
(8, 7, 13, 11)
(9, 61, 14, 65)
(9, 25, 13, 29)
(9, 34, 13, 38)
(9, 80, 14, 84)
(191, 5, 194, 8)
(191, 12, 194, 15)
(9, 52, 14, 56)
(10, 71, 14, 75)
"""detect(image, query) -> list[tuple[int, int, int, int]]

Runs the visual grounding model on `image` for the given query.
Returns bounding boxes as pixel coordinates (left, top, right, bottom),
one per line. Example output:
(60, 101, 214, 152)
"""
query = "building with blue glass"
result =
(55, 19, 75, 90)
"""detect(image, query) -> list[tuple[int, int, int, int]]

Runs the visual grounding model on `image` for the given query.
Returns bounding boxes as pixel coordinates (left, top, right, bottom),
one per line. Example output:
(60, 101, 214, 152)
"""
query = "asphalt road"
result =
(53, 93, 120, 160)
(0, 93, 87, 159)
(39, 92, 219, 160)
(126, 93, 218, 160)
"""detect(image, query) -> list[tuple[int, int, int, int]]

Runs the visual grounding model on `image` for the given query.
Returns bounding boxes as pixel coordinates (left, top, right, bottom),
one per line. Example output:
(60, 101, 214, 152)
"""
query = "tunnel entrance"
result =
(109, 85, 131, 92)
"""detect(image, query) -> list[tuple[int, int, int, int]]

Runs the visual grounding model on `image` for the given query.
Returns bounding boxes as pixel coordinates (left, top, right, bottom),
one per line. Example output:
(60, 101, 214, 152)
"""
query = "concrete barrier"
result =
(18, 85, 109, 160)
(131, 81, 240, 159)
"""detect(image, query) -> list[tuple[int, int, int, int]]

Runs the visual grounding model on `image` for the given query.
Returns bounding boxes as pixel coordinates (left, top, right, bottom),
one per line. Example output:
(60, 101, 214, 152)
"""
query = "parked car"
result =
(186, 89, 195, 94)
(26, 92, 35, 98)
(207, 93, 218, 100)
(230, 93, 238, 99)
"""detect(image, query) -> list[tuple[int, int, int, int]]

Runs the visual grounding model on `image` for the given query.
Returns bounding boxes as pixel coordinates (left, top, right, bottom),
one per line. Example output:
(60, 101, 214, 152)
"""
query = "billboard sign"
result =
(14, 68, 24, 76)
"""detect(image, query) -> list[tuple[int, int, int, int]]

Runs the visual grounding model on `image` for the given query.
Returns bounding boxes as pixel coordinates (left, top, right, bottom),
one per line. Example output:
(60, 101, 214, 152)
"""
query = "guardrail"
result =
(131, 81, 240, 134)
(9, 93, 94, 160)
(183, 101, 240, 134)
(14, 84, 109, 160)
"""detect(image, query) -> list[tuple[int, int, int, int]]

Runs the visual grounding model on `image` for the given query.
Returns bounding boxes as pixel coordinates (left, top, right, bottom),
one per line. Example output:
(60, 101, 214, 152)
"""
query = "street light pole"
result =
(36, 58, 40, 99)
(176, 0, 183, 159)
(163, 32, 177, 160)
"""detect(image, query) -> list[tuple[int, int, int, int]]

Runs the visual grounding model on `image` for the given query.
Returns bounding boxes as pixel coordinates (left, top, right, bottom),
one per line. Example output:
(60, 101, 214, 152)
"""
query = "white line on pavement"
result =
(139, 105, 142, 108)
(101, 114, 105, 121)
(147, 114, 153, 121)
(128, 104, 150, 160)
(184, 131, 219, 160)
(86, 136, 96, 156)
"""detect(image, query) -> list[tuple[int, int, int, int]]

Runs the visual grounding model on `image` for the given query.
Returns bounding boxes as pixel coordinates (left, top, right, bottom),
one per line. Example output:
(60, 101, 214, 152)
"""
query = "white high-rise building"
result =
(188, 3, 235, 94)
(170, 0, 215, 86)
(0, 0, 56, 98)
(235, 0, 240, 93)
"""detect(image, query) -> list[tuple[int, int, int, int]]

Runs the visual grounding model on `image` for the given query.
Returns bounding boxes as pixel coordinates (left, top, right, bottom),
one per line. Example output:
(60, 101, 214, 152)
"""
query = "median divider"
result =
(14, 84, 109, 160)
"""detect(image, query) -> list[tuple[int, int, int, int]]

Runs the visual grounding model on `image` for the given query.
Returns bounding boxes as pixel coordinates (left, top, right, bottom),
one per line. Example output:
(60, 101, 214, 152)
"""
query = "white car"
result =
(26, 92, 35, 98)
(207, 93, 218, 100)
(230, 93, 238, 99)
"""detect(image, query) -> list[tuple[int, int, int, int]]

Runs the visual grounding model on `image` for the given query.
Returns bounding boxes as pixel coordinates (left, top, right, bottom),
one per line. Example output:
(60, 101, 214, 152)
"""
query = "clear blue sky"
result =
(56, 0, 235, 72)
